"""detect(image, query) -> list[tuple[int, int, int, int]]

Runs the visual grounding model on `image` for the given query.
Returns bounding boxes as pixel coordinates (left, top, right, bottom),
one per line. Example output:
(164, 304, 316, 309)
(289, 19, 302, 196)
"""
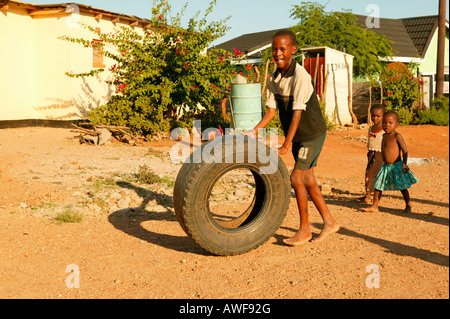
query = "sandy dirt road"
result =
(0, 125, 448, 300)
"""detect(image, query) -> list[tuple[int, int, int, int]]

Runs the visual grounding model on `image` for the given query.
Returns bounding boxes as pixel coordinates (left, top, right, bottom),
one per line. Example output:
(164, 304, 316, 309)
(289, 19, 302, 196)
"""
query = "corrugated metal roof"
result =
(213, 28, 285, 58)
(354, 14, 419, 58)
(214, 13, 448, 60)
(402, 15, 439, 57)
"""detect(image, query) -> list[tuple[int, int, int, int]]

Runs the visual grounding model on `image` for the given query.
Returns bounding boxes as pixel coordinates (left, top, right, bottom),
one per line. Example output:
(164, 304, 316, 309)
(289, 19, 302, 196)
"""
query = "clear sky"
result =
(30, 0, 450, 45)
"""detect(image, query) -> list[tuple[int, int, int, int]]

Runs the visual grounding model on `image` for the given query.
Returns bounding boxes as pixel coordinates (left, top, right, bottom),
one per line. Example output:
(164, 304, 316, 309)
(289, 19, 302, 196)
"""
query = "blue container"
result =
(231, 83, 262, 130)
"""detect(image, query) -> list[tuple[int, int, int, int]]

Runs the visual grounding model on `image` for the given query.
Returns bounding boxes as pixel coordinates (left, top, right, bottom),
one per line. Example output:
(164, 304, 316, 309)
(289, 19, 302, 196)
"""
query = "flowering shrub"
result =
(60, 0, 234, 139)
(371, 62, 422, 124)
(229, 49, 264, 84)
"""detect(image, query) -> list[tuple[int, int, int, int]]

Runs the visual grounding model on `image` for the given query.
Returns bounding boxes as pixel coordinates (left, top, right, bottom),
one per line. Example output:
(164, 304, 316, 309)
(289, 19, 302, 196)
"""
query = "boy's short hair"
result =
(370, 104, 385, 113)
(383, 110, 400, 122)
(273, 29, 297, 46)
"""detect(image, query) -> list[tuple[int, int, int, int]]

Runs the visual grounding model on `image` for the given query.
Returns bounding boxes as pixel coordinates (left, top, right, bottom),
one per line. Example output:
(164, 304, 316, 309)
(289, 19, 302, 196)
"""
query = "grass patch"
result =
(54, 205, 83, 224)
(147, 147, 165, 159)
(86, 176, 117, 191)
(133, 164, 174, 187)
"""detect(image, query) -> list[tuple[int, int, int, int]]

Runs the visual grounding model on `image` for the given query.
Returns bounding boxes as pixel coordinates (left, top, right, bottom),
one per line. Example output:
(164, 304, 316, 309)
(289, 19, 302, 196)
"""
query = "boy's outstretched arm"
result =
(247, 107, 277, 137)
(277, 110, 302, 155)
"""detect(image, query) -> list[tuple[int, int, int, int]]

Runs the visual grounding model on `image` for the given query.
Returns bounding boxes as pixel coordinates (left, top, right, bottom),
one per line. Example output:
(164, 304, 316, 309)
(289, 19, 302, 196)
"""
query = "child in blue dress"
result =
(363, 111, 418, 213)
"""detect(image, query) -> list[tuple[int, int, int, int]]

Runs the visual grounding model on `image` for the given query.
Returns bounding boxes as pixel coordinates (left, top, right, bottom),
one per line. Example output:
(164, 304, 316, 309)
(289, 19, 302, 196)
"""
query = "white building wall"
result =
(0, 6, 38, 120)
(324, 48, 354, 125)
(0, 4, 144, 121)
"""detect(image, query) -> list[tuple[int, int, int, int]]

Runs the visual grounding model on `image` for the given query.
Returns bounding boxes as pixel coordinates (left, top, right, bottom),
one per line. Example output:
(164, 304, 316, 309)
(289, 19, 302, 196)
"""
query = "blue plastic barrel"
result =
(231, 83, 262, 130)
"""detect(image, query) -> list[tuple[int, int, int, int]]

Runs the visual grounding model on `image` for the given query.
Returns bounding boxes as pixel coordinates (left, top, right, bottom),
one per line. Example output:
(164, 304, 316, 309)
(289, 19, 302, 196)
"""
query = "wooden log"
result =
(94, 124, 130, 130)
(71, 129, 99, 136)
(71, 124, 100, 136)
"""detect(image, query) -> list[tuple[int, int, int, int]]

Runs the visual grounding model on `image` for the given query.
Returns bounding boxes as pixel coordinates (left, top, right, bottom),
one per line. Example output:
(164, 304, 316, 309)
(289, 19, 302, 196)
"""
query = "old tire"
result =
(173, 135, 290, 256)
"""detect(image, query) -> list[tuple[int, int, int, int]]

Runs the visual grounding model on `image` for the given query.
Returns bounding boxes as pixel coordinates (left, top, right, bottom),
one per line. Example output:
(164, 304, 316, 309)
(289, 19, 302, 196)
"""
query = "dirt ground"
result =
(0, 124, 448, 300)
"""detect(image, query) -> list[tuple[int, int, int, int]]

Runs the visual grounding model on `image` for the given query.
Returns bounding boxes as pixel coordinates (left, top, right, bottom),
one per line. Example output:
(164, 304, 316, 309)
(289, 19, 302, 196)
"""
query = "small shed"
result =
(301, 46, 355, 125)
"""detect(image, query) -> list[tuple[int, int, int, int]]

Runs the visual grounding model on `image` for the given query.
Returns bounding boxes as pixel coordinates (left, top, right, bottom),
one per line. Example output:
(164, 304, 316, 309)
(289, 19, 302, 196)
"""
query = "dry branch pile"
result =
(71, 123, 143, 146)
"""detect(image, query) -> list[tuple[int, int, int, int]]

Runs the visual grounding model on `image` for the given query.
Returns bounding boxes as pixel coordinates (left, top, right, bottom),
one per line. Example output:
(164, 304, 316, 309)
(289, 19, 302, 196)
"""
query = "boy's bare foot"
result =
(362, 206, 379, 213)
(404, 205, 412, 213)
(311, 222, 340, 243)
(283, 230, 312, 246)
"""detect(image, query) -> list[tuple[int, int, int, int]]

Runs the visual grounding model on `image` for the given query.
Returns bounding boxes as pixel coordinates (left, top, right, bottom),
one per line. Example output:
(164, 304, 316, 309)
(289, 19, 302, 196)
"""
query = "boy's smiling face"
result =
(272, 35, 297, 73)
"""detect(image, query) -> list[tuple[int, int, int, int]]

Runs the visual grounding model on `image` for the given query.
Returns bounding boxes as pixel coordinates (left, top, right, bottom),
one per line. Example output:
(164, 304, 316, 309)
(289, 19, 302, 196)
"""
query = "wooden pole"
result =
(313, 53, 320, 91)
(331, 65, 341, 125)
(221, 98, 227, 121)
(323, 64, 330, 103)
(368, 82, 373, 126)
(261, 58, 270, 95)
(380, 81, 383, 104)
(436, 0, 446, 97)
(344, 55, 357, 125)
(254, 66, 261, 83)
(418, 73, 424, 108)
(320, 64, 324, 101)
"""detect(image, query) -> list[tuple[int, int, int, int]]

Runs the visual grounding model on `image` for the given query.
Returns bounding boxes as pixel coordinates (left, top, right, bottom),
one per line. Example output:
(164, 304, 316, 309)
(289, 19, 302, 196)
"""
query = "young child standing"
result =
(248, 30, 339, 245)
(363, 111, 418, 213)
(361, 105, 385, 203)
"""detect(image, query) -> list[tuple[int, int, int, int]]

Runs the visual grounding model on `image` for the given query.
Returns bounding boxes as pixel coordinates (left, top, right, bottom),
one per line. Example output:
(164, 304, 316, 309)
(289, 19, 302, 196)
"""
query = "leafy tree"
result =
(289, 1, 393, 78)
(60, 0, 233, 139)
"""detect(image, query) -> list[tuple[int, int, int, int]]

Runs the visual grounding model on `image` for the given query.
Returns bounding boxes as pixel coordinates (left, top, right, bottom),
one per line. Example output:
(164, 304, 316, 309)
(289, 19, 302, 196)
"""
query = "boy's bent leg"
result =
(303, 168, 340, 243)
(283, 169, 312, 246)
(284, 168, 340, 245)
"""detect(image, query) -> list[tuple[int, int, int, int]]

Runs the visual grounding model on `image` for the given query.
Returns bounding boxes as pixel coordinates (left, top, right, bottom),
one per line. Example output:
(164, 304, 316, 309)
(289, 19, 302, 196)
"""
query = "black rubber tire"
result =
(173, 135, 290, 256)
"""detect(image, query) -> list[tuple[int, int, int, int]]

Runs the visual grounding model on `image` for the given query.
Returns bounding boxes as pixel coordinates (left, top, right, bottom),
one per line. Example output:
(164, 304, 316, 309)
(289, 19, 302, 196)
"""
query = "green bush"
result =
(414, 96, 449, 126)
(397, 107, 412, 125)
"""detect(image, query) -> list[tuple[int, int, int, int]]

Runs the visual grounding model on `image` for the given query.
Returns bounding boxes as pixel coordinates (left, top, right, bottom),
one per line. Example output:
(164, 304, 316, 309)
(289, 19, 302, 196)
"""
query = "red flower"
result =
(233, 48, 244, 57)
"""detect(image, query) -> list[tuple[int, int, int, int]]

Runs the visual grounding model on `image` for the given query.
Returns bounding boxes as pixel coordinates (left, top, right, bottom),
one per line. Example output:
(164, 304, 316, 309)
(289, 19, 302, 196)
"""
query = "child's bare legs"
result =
(401, 189, 412, 212)
(363, 189, 382, 212)
(363, 189, 412, 213)
(359, 189, 372, 203)
(284, 169, 312, 245)
(284, 168, 340, 246)
(362, 191, 372, 204)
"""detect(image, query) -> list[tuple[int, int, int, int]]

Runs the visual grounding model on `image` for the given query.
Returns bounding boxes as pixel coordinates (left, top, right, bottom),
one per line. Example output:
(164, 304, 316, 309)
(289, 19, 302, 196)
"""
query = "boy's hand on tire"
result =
(244, 129, 257, 139)
(276, 145, 289, 156)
